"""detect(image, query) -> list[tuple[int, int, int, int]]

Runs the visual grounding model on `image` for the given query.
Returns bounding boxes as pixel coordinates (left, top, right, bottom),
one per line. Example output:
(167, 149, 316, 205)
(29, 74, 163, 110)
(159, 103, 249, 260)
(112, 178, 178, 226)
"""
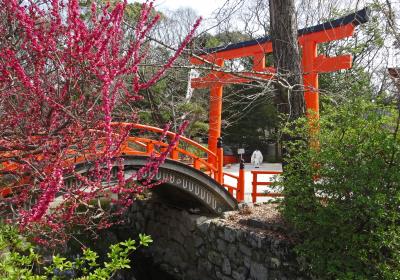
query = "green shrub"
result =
(0, 223, 152, 279)
(278, 98, 400, 279)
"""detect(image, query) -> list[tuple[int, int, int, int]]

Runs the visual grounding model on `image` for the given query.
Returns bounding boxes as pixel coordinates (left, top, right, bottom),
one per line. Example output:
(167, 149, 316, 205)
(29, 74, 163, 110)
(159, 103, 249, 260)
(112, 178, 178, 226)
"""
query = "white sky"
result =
(137, 0, 225, 18)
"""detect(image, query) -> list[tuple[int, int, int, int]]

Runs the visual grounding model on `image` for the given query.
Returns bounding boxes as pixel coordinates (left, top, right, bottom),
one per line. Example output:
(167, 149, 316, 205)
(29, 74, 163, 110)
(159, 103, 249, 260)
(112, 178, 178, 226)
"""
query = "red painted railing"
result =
(1, 123, 274, 204)
(251, 170, 283, 203)
(222, 160, 245, 202)
(121, 125, 246, 202)
(114, 123, 220, 181)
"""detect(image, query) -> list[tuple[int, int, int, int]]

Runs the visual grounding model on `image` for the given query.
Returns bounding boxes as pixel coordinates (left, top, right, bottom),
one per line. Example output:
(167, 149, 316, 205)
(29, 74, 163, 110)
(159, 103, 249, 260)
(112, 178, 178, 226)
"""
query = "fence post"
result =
(237, 159, 245, 202)
(252, 171, 257, 203)
(217, 137, 224, 184)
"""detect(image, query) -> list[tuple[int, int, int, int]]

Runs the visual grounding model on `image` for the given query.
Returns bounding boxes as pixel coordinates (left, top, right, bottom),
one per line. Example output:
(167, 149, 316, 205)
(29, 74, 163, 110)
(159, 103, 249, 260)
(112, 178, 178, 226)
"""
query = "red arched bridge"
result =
(0, 9, 369, 215)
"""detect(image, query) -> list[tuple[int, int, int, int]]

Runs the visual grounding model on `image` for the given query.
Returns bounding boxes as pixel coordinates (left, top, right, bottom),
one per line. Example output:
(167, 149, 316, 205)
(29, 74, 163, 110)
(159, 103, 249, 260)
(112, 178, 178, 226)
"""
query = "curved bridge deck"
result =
(63, 123, 241, 215)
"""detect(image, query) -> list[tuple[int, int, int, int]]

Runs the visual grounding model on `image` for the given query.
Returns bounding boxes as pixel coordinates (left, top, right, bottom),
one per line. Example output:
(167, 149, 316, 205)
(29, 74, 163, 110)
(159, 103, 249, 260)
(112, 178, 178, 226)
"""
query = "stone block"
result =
(216, 268, 234, 280)
(208, 250, 223, 266)
(222, 257, 232, 275)
(251, 251, 263, 263)
(198, 220, 212, 234)
(208, 230, 217, 241)
(197, 258, 212, 273)
(216, 238, 227, 252)
(194, 236, 204, 248)
(227, 244, 238, 262)
(197, 244, 206, 257)
(243, 256, 251, 269)
(239, 243, 252, 257)
(269, 257, 281, 268)
(249, 235, 263, 249)
(195, 215, 210, 226)
(182, 216, 196, 232)
(250, 262, 268, 280)
(232, 267, 248, 280)
(223, 228, 236, 242)
(184, 269, 196, 279)
(179, 222, 190, 237)
(268, 270, 288, 280)
(236, 230, 246, 242)
(168, 230, 184, 244)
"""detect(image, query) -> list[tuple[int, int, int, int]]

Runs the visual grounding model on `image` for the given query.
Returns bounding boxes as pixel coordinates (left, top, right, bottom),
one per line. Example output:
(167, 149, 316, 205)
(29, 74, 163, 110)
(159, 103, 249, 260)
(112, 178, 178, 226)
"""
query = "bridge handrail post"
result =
(170, 138, 180, 160)
(237, 159, 245, 202)
(216, 137, 224, 184)
(160, 138, 168, 155)
(171, 148, 179, 160)
(146, 141, 154, 154)
(193, 158, 200, 169)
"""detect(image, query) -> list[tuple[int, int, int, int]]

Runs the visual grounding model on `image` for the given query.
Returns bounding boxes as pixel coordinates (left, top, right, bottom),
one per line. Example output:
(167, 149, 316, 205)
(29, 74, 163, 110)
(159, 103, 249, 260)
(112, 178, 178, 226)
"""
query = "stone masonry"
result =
(117, 199, 308, 280)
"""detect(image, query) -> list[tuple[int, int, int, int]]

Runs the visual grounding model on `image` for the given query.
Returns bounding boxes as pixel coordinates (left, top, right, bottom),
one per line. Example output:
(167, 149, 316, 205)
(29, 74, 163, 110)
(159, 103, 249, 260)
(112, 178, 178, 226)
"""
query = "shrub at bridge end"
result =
(278, 99, 400, 279)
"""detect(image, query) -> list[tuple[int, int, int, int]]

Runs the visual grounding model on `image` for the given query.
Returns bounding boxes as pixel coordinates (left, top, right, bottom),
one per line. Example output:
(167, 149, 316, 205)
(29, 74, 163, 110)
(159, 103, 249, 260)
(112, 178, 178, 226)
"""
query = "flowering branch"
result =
(0, 0, 201, 244)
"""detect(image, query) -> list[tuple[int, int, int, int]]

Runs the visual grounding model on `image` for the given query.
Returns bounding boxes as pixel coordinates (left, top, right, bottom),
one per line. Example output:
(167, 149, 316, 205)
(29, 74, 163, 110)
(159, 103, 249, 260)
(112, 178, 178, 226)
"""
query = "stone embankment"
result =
(117, 199, 307, 280)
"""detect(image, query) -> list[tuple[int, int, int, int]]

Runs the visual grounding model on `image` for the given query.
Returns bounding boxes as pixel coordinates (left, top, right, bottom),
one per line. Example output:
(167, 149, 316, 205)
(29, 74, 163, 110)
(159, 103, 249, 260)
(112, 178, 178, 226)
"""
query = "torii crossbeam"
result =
(190, 8, 369, 161)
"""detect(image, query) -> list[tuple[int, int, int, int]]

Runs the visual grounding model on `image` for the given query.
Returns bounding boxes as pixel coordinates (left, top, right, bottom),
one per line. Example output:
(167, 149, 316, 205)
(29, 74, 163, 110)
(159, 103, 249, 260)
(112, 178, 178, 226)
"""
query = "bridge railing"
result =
(222, 159, 245, 202)
(115, 123, 222, 182)
(251, 170, 283, 202)
(1, 123, 227, 197)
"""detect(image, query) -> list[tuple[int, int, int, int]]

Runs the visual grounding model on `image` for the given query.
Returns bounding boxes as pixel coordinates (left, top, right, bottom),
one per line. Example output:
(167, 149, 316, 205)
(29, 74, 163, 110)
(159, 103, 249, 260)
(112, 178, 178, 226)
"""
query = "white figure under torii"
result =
(251, 150, 263, 168)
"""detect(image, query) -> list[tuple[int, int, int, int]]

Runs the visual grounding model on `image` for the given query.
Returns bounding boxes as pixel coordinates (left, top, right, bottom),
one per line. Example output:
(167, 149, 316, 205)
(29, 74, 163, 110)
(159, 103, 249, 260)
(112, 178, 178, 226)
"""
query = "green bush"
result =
(279, 98, 400, 279)
(0, 223, 152, 279)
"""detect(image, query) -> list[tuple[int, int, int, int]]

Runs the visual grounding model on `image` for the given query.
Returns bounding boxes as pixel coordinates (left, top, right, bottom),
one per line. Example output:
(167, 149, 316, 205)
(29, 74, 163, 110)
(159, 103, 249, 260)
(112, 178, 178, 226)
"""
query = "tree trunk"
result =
(269, 0, 305, 120)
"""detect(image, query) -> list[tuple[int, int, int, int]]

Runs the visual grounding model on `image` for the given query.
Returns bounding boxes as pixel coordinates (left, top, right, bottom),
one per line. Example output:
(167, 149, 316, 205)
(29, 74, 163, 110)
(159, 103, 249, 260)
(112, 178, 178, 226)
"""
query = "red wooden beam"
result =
(314, 54, 352, 73)
(191, 24, 355, 65)
(191, 42, 273, 64)
(191, 69, 276, 89)
(298, 24, 355, 44)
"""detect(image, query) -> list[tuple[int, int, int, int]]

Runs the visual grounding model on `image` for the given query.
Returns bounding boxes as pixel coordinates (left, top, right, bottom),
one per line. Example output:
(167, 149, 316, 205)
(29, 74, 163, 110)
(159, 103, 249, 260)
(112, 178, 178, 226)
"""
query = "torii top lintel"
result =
(191, 7, 369, 66)
(190, 8, 369, 162)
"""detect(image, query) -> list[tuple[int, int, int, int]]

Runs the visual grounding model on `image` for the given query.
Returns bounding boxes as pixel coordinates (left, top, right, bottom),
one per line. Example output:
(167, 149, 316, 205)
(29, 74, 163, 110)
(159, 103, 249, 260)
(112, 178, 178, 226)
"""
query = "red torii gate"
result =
(190, 8, 369, 161)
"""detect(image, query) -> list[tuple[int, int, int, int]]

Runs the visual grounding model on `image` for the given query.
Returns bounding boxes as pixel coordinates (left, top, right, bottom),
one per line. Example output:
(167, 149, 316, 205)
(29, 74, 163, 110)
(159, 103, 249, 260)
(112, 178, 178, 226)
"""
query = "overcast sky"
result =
(136, 0, 226, 18)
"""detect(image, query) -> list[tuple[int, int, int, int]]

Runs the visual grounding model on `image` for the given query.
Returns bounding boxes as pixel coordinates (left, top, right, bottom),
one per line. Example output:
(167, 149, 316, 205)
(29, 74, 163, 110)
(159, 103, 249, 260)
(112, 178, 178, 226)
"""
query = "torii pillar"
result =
(207, 59, 224, 165)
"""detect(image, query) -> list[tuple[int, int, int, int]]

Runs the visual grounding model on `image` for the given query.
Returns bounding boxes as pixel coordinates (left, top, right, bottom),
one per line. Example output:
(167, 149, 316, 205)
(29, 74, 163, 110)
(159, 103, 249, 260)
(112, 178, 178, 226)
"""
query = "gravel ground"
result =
(222, 203, 294, 241)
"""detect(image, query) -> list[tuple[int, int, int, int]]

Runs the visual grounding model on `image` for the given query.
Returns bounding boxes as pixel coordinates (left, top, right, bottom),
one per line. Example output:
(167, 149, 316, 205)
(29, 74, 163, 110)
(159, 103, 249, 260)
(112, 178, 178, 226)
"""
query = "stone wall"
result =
(117, 198, 307, 280)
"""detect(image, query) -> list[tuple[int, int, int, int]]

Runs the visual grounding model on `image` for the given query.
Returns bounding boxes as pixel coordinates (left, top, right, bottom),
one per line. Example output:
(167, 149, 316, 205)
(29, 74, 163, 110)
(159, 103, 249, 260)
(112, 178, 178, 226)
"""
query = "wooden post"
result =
(253, 53, 266, 72)
(171, 139, 179, 160)
(302, 40, 319, 118)
(252, 172, 257, 203)
(237, 159, 245, 202)
(216, 137, 224, 184)
(171, 148, 179, 160)
(302, 40, 320, 149)
(146, 141, 154, 154)
(194, 158, 200, 170)
(208, 59, 224, 166)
